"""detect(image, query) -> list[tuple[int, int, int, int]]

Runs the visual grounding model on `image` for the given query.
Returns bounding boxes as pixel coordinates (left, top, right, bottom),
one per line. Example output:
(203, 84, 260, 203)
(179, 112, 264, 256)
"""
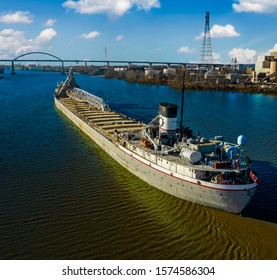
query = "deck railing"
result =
(68, 87, 110, 111)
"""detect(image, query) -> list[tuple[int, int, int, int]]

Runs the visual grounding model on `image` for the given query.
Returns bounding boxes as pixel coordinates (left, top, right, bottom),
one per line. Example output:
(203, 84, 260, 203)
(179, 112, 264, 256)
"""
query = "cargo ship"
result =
(54, 70, 259, 214)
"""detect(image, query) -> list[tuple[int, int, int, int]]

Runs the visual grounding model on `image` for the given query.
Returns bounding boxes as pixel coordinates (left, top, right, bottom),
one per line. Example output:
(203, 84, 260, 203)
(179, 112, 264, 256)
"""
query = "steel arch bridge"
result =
(13, 51, 63, 61)
(11, 51, 65, 74)
(2, 50, 233, 75)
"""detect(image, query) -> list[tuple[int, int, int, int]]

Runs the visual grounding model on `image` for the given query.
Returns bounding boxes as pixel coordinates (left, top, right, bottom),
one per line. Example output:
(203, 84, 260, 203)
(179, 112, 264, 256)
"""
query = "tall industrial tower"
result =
(200, 12, 213, 66)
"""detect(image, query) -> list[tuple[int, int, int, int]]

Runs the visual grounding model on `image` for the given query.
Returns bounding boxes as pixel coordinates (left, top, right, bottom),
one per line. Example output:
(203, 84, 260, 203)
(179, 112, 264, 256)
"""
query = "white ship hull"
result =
(55, 97, 257, 214)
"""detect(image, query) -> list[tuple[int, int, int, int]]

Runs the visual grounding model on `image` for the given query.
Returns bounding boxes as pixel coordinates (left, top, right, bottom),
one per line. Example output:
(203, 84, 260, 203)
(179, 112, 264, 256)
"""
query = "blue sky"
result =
(0, 0, 276, 64)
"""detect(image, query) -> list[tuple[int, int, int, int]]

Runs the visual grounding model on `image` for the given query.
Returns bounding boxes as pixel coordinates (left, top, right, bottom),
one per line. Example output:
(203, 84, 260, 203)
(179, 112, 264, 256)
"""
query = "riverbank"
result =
(103, 68, 277, 95)
(170, 81, 277, 95)
(130, 78, 277, 95)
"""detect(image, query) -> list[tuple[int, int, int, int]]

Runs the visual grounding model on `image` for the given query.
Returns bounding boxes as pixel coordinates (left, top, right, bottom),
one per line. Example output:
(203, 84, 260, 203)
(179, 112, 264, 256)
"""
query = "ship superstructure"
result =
(54, 71, 259, 214)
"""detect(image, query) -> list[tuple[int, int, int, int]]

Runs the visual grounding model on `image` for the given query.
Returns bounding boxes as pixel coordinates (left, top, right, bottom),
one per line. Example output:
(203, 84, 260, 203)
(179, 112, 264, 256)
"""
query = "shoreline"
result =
(129, 78, 277, 95)
(102, 69, 277, 95)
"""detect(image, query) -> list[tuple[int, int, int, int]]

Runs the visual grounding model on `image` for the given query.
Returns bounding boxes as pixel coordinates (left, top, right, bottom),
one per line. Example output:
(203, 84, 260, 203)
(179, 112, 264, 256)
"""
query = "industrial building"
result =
(254, 49, 277, 82)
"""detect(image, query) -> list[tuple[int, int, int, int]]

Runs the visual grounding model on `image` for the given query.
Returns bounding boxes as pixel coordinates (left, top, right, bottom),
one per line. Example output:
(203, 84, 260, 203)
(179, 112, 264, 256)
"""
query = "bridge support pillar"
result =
(11, 60, 15, 75)
(84, 62, 88, 74)
(61, 61, 65, 74)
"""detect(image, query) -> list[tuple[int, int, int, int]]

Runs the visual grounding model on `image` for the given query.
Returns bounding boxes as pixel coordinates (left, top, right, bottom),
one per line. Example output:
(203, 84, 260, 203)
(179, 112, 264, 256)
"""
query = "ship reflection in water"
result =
(0, 71, 276, 259)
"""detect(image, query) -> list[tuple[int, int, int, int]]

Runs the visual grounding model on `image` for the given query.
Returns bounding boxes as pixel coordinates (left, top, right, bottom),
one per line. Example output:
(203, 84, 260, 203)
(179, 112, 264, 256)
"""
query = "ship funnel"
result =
(159, 103, 178, 138)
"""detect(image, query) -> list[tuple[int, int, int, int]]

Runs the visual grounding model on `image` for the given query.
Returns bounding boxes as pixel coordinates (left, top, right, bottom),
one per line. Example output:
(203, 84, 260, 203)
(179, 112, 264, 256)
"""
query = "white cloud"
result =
(0, 11, 33, 24)
(0, 29, 24, 37)
(116, 35, 124, 41)
(43, 19, 56, 27)
(33, 28, 57, 45)
(16, 28, 57, 54)
(228, 48, 257, 63)
(212, 52, 223, 63)
(232, 0, 277, 13)
(196, 24, 240, 39)
(177, 46, 194, 54)
(62, 0, 160, 17)
(80, 31, 100, 39)
(0, 28, 57, 57)
(211, 24, 240, 38)
(195, 33, 203, 40)
(0, 29, 25, 56)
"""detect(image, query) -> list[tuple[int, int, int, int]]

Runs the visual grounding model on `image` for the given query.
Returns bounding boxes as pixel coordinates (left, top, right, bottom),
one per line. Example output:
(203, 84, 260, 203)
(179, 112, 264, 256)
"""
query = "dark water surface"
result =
(0, 71, 276, 259)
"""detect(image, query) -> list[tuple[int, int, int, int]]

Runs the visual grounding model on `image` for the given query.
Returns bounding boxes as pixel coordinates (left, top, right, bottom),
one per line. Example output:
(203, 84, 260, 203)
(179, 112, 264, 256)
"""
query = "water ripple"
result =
(0, 72, 276, 260)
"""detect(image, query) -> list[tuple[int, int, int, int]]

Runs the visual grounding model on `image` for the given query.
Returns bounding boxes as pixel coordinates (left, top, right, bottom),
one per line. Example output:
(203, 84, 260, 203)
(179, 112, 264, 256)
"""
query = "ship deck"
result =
(59, 97, 146, 134)
(58, 96, 244, 174)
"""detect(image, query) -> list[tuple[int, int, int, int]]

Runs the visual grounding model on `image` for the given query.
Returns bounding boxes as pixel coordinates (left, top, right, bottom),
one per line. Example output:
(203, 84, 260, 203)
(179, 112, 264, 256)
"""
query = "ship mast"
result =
(179, 69, 185, 139)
